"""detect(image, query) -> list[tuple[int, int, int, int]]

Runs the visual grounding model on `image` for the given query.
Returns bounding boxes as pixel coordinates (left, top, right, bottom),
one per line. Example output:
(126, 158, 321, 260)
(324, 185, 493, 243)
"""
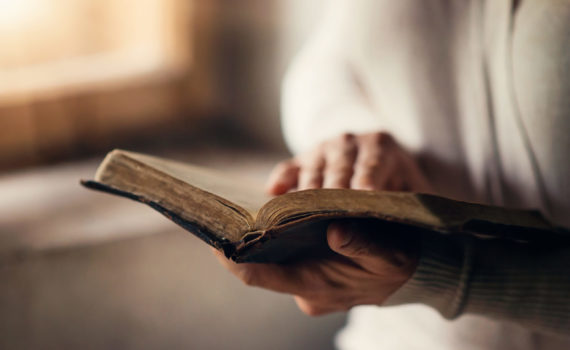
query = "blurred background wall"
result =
(0, 1, 348, 350)
(0, 0, 328, 171)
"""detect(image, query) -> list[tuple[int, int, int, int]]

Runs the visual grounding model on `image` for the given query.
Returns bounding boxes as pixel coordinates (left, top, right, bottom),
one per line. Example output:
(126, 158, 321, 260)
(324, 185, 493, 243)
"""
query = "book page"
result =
(257, 189, 554, 240)
(118, 151, 271, 217)
(256, 189, 443, 230)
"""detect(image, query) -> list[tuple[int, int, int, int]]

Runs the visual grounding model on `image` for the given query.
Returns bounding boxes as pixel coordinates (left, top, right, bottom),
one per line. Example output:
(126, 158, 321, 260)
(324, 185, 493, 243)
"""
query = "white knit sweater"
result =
(280, 1, 570, 348)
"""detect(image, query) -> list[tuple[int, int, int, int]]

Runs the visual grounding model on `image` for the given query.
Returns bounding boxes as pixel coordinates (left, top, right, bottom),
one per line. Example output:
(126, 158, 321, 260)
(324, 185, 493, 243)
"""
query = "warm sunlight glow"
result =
(0, 0, 44, 31)
(0, 0, 187, 99)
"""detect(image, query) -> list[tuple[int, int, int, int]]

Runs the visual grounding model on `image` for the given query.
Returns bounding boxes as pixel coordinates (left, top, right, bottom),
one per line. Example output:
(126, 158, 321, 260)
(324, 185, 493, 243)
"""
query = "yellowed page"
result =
(109, 150, 270, 217)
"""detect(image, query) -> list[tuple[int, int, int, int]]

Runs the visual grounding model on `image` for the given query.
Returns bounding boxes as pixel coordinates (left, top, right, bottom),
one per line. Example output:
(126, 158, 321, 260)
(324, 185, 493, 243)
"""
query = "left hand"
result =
(265, 132, 434, 195)
(214, 220, 419, 316)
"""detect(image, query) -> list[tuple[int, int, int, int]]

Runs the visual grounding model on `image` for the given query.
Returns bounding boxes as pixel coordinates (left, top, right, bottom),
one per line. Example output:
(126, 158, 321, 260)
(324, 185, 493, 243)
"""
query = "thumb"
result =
(326, 220, 418, 272)
(327, 221, 377, 260)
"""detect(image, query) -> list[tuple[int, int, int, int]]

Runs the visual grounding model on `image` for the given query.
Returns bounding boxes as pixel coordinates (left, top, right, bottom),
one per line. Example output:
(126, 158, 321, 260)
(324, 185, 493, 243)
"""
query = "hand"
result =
(215, 131, 430, 315)
(266, 131, 434, 195)
(215, 220, 419, 315)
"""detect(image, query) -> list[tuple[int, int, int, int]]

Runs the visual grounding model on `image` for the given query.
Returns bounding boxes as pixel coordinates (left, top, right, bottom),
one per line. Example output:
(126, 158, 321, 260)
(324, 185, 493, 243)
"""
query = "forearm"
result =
(386, 233, 570, 336)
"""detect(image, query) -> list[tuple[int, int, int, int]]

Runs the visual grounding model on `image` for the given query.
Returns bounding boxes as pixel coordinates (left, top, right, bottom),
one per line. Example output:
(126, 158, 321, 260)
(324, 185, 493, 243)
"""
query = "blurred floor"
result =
(0, 146, 346, 350)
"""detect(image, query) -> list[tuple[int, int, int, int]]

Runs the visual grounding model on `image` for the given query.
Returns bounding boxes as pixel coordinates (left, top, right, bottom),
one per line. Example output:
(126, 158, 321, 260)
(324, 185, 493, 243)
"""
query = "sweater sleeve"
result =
(281, 0, 385, 155)
(384, 232, 570, 336)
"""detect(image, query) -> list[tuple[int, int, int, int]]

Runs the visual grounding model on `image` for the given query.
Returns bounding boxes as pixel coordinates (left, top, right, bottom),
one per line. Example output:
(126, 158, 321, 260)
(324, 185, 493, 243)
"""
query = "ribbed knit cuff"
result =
(383, 232, 475, 319)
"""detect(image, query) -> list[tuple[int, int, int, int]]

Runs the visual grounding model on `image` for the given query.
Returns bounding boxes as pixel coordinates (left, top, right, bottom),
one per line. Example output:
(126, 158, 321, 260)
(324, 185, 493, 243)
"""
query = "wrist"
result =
(382, 232, 474, 319)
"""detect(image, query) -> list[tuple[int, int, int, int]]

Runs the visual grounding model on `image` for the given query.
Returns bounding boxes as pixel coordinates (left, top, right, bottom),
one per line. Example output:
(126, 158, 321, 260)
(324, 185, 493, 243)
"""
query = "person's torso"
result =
(348, 0, 570, 225)
(336, 0, 570, 349)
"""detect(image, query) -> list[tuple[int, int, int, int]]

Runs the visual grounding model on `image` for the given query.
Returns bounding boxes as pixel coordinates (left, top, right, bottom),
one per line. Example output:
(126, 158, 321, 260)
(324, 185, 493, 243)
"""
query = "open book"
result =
(81, 150, 566, 263)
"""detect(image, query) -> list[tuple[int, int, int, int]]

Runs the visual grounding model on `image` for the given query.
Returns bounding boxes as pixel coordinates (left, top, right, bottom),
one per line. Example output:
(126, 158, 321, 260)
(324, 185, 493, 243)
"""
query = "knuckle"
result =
(338, 132, 355, 144)
(339, 144, 358, 157)
(345, 242, 370, 257)
(355, 152, 389, 174)
(369, 131, 394, 146)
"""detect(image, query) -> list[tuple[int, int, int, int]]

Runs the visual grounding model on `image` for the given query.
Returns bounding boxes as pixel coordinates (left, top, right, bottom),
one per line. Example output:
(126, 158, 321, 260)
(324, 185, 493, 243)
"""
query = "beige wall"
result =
(214, 0, 329, 151)
(0, 0, 330, 170)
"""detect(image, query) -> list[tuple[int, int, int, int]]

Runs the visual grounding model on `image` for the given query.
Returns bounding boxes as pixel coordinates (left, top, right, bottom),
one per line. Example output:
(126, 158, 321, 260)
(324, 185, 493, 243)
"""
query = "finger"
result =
(351, 133, 396, 191)
(399, 153, 434, 194)
(323, 133, 357, 188)
(214, 251, 309, 294)
(265, 159, 300, 195)
(327, 221, 376, 258)
(327, 221, 419, 274)
(326, 220, 395, 272)
(386, 172, 405, 191)
(294, 296, 336, 316)
(298, 149, 325, 190)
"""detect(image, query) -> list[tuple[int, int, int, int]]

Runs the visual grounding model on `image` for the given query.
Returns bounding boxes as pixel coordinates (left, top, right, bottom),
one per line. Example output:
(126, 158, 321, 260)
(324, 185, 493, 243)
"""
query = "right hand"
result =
(266, 131, 434, 195)
(214, 219, 419, 316)
(215, 131, 429, 316)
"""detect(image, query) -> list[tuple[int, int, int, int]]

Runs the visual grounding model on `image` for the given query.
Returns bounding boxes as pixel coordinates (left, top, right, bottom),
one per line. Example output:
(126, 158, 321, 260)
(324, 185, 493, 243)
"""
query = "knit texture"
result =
(385, 233, 570, 336)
